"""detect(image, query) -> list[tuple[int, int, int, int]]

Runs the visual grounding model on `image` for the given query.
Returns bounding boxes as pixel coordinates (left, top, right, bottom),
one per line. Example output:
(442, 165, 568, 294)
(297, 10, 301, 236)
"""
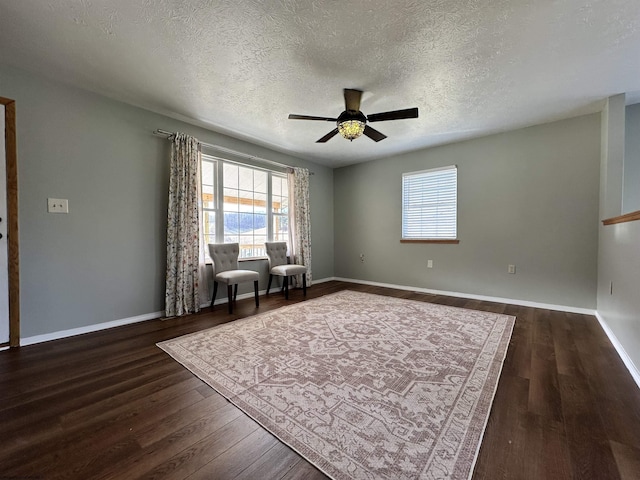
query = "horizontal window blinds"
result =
(402, 166, 457, 239)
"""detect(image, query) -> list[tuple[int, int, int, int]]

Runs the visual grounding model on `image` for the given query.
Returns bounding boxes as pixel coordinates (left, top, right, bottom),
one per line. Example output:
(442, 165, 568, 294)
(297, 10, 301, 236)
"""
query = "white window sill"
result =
(400, 238, 460, 244)
(205, 256, 268, 266)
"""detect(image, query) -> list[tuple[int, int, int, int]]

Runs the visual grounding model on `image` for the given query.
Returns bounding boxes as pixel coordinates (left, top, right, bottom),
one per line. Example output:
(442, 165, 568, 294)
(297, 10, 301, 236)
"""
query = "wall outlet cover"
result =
(48, 198, 69, 214)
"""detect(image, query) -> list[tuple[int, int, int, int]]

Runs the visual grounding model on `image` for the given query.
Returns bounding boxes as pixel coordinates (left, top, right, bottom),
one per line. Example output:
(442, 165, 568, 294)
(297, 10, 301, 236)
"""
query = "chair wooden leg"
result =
(227, 284, 233, 314)
(254, 280, 259, 307)
(284, 276, 289, 300)
(302, 273, 307, 296)
(211, 281, 218, 308)
(233, 284, 238, 301)
(266, 275, 272, 295)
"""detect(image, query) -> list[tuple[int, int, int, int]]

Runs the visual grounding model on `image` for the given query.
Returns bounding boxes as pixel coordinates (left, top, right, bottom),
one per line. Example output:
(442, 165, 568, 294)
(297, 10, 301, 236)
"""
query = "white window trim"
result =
(201, 154, 289, 261)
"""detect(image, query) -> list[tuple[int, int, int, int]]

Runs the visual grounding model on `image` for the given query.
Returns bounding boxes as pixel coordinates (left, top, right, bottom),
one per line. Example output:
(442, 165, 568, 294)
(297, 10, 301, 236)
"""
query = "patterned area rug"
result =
(158, 291, 514, 479)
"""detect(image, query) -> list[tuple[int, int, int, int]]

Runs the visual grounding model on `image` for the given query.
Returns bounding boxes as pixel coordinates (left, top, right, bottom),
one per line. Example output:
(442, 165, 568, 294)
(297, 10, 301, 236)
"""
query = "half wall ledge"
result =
(602, 210, 640, 225)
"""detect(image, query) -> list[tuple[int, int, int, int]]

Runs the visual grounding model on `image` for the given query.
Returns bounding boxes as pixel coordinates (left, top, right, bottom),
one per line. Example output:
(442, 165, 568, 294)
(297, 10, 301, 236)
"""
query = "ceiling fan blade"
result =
(344, 89, 363, 112)
(363, 125, 387, 142)
(316, 128, 340, 143)
(367, 107, 419, 123)
(288, 114, 337, 121)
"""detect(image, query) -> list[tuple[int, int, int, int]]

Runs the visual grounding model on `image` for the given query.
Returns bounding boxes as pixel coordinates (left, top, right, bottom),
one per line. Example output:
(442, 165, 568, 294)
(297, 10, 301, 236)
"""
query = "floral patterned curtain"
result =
(165, 133, 207, 316)
(288, 167, 312, 286)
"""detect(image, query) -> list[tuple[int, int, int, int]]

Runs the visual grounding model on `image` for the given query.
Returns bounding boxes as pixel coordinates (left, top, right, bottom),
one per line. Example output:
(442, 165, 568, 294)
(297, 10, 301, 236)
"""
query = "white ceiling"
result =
(1, 1, 640, 168)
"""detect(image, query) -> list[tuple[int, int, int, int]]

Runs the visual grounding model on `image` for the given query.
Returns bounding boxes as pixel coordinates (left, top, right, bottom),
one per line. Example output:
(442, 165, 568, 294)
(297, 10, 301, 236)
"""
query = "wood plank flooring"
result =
(1, 281, 639, 479)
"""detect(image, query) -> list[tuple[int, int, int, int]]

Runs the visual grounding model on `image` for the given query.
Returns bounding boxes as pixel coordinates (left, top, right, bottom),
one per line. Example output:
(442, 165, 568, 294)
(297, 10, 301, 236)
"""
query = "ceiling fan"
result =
(288, 89, 419, 143)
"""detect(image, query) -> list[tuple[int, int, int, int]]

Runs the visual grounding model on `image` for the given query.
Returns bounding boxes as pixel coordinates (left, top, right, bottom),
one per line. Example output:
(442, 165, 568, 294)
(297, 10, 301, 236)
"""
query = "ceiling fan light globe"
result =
(338, 120, 365, 141)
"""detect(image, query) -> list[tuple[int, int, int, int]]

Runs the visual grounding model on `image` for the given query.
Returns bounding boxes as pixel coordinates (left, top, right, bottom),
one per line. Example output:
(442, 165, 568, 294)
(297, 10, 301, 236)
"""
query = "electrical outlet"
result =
(427, 259, 433, 268)
(359, 253, 365, 263)
(508, 264, 516, 274)
(47, 198, 69, 214)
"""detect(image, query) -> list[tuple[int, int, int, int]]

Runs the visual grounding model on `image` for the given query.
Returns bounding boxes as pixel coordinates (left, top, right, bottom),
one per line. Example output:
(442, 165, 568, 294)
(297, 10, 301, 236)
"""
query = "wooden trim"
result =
(400, 239, 460, 244)
(602, 210, 640, 225)
(1, 97, 20, 347)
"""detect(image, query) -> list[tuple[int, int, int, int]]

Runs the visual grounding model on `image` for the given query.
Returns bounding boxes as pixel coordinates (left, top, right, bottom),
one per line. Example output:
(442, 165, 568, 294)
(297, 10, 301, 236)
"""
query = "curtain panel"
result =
(165, 133, 207, 317)
(288, 167, 312, 286)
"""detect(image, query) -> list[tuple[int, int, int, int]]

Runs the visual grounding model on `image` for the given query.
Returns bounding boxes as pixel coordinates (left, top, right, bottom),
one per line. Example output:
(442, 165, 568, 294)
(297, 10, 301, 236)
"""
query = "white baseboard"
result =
(18, 276, 598, 351)
(202, 290, 264, 309)
(22, 278, 337, 347)
(201, 276, 335, 309)
(21, 310, 165, 347)
(595, 312, 640, 389)
(308, 276, 335, 284)
(332, 277, 596, 315)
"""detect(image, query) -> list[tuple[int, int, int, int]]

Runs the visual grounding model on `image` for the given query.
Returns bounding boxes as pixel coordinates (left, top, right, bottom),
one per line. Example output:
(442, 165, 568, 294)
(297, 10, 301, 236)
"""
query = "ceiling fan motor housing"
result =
(337, 110, 367, 125)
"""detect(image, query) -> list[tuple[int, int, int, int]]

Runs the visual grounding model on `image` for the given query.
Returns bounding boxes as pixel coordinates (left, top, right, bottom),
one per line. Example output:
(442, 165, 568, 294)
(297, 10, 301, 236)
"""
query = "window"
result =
(201, 155, 289, 259)
(402, 165, 457, 241)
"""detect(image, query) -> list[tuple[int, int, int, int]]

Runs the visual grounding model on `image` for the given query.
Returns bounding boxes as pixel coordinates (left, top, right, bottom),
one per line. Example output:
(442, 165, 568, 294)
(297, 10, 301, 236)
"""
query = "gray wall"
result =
(0, 65, 333, 338)
(598, 95, 640, 375)
(624, 103, 640, 213)
(334, 115, 601, 309)
(600, 95, 625, 219)
(598, 221, 640, 371)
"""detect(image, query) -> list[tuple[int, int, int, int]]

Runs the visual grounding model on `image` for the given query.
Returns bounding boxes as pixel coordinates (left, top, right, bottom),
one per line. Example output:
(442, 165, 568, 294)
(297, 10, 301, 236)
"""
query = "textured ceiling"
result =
(1, 0, 640, 167)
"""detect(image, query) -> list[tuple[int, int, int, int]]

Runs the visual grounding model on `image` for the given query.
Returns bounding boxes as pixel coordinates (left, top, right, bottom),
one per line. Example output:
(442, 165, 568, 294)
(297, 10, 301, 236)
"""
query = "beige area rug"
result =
(158, 290, 514, 480)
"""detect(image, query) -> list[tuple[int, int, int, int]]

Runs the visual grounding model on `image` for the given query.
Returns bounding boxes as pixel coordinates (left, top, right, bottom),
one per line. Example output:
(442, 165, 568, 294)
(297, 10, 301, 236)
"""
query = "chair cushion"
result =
(215, 269, 259, 284)
(271, 264, 307, 276)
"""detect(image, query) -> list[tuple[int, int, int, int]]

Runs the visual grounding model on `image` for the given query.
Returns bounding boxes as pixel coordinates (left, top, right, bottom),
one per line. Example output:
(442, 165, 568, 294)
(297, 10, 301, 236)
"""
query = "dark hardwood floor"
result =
(2, 281, 639, 479)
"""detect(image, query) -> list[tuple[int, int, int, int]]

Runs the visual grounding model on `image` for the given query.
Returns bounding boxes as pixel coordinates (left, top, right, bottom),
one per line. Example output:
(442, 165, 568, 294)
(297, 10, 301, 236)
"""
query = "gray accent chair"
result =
(209, 243, 259, 314)
(264, 242, 307, 300)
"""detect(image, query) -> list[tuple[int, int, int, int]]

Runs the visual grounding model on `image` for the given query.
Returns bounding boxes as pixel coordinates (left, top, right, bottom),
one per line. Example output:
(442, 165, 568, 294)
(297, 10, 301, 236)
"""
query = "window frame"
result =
(201, 154, 289, 260)
(401, 165, 459, 243)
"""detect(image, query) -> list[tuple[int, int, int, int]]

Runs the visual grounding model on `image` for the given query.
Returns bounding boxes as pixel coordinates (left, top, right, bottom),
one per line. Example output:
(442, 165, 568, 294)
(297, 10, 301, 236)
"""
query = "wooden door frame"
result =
(0, 97, 19, 347)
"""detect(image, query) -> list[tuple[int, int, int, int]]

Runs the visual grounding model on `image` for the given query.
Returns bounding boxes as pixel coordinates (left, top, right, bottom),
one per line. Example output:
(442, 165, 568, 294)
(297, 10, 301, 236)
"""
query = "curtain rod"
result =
(153, 129, 313, 174)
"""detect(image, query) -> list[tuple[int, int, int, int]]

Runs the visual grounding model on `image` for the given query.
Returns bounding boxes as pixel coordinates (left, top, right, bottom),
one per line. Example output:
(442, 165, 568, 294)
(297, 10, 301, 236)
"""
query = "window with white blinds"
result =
(402, 165, 457, 240)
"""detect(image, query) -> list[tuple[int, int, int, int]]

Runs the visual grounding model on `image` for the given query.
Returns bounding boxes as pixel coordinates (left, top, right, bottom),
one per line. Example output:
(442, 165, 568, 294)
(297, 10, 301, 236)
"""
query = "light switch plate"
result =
(48, 198, 69, 214)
